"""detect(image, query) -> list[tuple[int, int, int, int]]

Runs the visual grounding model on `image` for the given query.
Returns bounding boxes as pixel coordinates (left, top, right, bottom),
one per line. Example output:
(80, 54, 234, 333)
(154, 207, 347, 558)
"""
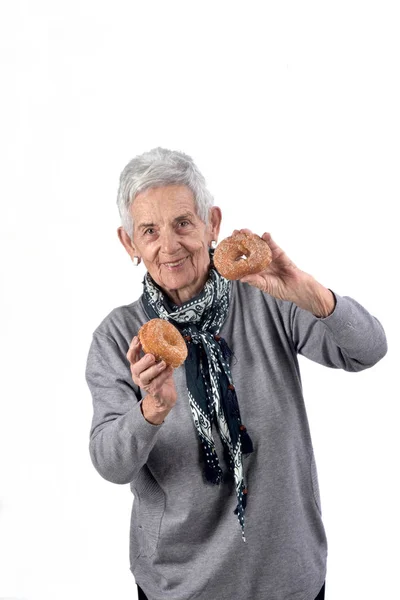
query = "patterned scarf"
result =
(141, 249, 254, 542)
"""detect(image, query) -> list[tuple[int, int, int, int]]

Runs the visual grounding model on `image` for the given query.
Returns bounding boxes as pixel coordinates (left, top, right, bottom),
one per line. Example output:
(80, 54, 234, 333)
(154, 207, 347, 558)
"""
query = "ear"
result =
(208, 206, 222, 242)
(117, 226, 138, 259)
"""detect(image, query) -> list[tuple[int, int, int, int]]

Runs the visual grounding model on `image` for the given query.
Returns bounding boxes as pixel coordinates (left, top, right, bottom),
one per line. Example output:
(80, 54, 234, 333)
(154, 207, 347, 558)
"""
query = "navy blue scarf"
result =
(141, 250, 254, 542)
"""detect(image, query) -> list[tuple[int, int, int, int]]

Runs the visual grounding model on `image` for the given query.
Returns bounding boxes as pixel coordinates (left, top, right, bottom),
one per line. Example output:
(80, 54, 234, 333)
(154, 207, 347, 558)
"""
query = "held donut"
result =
(138, 318, 188, 368)
(213, 232, 273, 280)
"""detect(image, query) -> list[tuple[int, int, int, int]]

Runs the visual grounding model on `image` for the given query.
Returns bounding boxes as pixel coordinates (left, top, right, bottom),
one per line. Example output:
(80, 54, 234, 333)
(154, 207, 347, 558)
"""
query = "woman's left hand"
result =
(234, 229, 336, 317)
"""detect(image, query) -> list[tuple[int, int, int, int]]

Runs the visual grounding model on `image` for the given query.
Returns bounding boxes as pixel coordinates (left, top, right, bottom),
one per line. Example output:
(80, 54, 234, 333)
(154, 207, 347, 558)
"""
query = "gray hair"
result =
(116, 147, 215, 239)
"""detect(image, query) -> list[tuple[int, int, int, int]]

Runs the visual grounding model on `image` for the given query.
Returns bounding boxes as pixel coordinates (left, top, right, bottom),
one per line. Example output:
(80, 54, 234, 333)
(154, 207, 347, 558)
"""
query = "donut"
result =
(213, 232, 273, 280)
(138, 318, 188, 368)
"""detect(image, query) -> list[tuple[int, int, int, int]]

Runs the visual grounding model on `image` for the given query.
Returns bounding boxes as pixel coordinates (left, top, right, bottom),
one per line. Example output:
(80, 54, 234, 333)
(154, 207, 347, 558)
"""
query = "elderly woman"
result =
(85, 147, 387, 600)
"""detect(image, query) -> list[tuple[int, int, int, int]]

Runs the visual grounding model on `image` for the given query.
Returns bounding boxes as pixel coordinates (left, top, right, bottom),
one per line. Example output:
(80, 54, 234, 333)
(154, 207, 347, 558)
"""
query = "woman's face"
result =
(119, 185, 221, 305)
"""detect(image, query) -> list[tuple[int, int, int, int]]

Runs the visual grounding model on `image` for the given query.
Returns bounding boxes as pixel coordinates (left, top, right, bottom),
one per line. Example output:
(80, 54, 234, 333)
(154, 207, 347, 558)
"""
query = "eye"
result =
(144, 228, 155, 235)
(178, 220, 190, 228)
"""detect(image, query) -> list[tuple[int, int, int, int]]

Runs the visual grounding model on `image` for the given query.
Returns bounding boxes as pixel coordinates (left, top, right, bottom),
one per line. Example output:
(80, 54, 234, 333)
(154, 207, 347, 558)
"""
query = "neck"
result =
(165, 270, 210, 306)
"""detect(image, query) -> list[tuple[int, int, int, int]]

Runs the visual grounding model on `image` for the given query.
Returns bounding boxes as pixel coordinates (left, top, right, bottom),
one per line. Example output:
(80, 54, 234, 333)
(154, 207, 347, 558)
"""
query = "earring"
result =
(210, 240, 217, 249)
(132, 256, 140, 266)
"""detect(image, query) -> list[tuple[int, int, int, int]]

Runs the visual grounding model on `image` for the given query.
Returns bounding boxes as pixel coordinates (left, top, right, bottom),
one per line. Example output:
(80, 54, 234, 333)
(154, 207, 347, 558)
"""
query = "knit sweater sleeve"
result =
(85, 331, 163, 485)
(288, 291, 388, 371)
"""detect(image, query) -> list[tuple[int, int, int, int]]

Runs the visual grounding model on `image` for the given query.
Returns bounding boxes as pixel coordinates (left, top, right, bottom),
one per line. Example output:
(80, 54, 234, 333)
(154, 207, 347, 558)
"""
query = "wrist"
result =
(140, 396, 170, 426)
(294, 276, 336, 318)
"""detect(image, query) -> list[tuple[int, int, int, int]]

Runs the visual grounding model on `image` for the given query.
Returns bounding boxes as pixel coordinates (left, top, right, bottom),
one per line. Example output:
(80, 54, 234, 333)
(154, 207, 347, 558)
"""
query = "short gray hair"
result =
(116, 147, 215, 239)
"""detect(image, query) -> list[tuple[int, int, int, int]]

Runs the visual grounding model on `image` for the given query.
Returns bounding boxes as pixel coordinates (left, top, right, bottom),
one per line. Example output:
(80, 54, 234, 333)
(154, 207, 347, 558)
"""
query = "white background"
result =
(1, 1, 399, 599)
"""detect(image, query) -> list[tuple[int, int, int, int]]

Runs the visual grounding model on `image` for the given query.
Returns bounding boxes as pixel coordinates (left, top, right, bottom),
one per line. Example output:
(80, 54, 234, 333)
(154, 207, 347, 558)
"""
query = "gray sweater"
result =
(85, 281, 387, 600)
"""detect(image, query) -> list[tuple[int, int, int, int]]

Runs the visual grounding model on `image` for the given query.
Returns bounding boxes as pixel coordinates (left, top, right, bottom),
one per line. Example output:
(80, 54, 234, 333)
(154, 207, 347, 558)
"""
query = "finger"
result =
(240, 273, 256, 284)
(232, 229, 240, 236)
(145, 366, 174, 395)
(261, 232, 282, 256)
(261, 231, 275, 246)
(239, 274, 265, 290)
(127, 335, 142, 364)
(240, 228, 253, 236)
(261, 232, 272, 243)
(140, 360, 167, 386)
(131, 352, 155, 380)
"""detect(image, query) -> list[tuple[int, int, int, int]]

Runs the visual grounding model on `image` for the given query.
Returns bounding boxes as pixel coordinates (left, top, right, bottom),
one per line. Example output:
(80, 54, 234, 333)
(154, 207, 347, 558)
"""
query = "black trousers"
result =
(137, 581, 325, 599)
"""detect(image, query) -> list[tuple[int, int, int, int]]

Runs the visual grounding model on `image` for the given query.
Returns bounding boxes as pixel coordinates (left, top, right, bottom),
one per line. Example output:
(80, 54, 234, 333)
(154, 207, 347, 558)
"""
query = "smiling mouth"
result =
(163, 257, 188, 268)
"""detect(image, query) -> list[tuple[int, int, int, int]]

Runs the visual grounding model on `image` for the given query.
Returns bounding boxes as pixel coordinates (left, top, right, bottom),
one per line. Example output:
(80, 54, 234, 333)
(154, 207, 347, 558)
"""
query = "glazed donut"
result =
(138, 318, 188, 368)
(213, 232, 272, 280)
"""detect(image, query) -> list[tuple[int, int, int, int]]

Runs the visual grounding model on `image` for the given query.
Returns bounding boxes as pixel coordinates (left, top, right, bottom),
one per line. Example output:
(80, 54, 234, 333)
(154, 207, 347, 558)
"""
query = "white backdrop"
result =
(1, 2, 399, 599)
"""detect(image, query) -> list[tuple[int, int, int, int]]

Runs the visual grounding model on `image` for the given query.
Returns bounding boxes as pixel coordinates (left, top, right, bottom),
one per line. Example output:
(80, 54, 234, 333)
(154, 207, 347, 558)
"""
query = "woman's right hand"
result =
(127, 336, 177, 425)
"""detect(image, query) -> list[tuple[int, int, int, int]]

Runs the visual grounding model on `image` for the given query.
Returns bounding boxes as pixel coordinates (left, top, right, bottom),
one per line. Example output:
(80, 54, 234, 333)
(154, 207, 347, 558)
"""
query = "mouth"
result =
(163, 256, 188, 270)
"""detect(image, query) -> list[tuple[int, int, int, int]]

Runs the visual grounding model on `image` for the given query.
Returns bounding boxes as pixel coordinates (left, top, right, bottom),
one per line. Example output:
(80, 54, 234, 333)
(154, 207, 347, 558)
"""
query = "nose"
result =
(160, 228, 181, 256)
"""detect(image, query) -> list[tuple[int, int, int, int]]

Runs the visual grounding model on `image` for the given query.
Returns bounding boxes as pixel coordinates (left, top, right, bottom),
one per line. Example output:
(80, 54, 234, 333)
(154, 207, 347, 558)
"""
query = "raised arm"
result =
(289, 291, 387, 371)
(236, 228, 387, 371)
